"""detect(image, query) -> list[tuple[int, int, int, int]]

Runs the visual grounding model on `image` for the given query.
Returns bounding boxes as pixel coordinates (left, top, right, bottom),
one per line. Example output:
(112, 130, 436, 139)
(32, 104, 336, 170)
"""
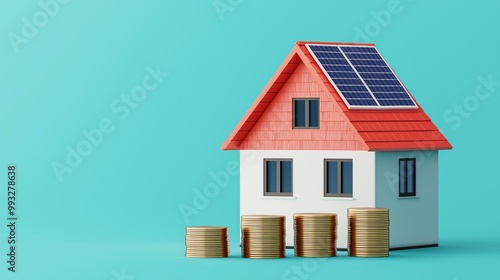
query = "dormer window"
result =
(293, 98, 319, 128)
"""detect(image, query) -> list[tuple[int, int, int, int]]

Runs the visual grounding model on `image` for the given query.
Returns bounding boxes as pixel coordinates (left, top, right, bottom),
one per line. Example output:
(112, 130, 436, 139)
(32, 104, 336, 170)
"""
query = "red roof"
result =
(222, 41, 452, 151)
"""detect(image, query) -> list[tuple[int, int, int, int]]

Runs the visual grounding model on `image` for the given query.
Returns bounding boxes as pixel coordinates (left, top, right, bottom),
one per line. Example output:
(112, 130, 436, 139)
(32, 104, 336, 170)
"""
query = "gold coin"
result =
(348, 208, 388, 211)
(186, 237, 226, 240)
(186, 255, 229, 258)
(294, 213, 336, 216)
(186, 226, 227, 228)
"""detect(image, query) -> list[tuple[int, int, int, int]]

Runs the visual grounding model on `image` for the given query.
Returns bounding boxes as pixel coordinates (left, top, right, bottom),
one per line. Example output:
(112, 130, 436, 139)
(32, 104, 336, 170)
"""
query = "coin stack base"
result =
(348, 208, 389, 258)
(241, 215, 286, 259)
(185, 226, 229, 258)
(294, 213, 337, 257)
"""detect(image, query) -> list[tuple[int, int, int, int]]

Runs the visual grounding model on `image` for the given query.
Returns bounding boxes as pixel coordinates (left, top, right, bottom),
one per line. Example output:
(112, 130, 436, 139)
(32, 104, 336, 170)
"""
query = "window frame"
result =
(263, 159, 293, 197)
(399, 158, 416, 197)
(292, 98, 320, 129)
(324, 159, 353, 197)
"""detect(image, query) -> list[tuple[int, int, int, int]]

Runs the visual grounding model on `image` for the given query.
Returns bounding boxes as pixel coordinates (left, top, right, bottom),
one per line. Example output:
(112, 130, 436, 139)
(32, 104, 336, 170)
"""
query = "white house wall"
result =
(240, 150, 376, 249)
(375, 151, 439, 248)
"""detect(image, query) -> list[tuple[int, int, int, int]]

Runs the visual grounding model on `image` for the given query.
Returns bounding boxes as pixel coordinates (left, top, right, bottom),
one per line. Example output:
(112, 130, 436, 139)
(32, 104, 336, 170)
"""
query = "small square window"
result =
(293, 98, 319, 128)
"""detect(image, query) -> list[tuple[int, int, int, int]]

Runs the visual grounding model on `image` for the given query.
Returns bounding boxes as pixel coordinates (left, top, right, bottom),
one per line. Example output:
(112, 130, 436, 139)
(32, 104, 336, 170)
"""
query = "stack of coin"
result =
(348, 208, 389, 257)
(185, 226, 229, 258)
(294, 213, 337, 257)
(241, 215, 285, 258)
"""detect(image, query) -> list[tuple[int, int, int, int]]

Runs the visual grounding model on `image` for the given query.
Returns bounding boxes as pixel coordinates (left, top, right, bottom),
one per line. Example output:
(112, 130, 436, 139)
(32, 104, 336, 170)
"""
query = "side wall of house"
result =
(375, 151, 439, 248)
(240, 150, 376, 248)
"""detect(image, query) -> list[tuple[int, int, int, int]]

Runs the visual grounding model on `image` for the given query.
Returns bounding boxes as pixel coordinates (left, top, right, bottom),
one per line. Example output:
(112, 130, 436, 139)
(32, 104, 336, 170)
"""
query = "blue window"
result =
(293, 98, 319, 128)
(325, 160, 353, 197)
(264, 159, 293, 196)
(399, 158, 416, 197)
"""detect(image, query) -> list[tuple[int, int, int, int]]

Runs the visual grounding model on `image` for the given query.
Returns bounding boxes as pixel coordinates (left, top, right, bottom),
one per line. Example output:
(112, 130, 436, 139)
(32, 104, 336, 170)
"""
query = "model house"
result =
(221, 41, 452, 249)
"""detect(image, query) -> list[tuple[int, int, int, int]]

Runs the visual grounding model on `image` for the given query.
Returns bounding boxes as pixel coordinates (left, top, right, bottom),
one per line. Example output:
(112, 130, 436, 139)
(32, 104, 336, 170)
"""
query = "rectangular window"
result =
(324, 159, 353, 197)
(399, 158, 416, 197)
(293, 98, 319, 128)
(264, 159, 293, 196)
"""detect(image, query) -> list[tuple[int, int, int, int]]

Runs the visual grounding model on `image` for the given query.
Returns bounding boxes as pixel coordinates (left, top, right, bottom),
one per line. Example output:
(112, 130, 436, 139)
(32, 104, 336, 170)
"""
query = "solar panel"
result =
(307, 45, 377, 106)
(306, 44, 417, 109)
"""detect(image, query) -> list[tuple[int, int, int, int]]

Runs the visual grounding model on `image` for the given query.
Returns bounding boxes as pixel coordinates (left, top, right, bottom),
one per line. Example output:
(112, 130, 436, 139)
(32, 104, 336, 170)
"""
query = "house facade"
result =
(222, 42, 451, 249)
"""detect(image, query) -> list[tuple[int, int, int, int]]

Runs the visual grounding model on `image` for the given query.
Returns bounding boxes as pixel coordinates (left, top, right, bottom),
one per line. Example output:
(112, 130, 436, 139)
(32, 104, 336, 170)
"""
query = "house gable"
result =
(239, 62, 367, 150)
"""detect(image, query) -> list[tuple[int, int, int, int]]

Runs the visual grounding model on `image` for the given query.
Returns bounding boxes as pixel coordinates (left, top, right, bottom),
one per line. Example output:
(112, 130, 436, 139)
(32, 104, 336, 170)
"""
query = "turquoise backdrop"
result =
(0, 0, 499, 279)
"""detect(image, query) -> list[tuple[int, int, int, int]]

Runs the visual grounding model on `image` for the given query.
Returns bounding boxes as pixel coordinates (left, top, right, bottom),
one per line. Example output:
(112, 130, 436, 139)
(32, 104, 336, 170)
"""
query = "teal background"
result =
(0, 0, 499, 279)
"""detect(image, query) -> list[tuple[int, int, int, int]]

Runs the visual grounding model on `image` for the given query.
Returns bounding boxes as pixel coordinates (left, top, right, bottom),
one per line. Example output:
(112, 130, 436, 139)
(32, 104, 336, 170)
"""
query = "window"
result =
(399, 158, 416, 197)
(324, 160, 353, 197)
(293, 98, 319, 128)
(264, 159, 293, 196)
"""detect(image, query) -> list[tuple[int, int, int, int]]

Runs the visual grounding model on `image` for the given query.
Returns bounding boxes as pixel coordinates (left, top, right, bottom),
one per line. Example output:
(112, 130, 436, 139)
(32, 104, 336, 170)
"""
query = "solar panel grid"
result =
(339, 46, 416, 107)
(308, 45, 379, 106)
(306, 44, 417, 108)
